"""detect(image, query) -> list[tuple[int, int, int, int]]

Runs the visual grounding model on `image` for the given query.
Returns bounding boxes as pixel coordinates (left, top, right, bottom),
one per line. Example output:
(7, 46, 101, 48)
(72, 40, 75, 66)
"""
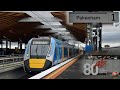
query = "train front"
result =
(23, 37, 52, 74)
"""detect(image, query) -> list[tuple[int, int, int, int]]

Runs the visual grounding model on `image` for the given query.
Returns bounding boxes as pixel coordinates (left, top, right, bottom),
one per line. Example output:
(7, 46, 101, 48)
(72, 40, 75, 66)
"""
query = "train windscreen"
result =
(30, 40, 50, 58)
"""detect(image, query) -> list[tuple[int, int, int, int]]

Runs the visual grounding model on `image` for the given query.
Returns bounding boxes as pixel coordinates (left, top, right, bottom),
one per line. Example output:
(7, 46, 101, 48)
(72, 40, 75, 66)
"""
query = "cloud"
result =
(102, 22, 120, 47)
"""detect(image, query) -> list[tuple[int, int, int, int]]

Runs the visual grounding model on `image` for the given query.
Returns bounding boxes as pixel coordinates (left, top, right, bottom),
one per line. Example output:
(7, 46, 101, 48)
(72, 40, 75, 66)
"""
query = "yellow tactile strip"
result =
(43, 56, 80, 79)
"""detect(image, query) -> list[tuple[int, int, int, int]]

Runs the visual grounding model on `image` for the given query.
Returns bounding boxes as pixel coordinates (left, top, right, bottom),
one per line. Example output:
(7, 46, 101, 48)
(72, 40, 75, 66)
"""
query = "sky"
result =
(102, 11, 120, 47)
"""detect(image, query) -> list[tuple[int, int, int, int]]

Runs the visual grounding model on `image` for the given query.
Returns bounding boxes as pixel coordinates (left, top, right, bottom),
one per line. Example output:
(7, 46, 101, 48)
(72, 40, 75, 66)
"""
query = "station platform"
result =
(43, 55, 120, 79)
(0, 54, 120, 79)
(56, 55, 113, 79)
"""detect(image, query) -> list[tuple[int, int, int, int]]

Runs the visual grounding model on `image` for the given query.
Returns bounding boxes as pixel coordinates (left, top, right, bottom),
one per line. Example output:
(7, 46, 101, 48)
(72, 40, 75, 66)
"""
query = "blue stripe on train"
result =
(53, 39, 62, 65)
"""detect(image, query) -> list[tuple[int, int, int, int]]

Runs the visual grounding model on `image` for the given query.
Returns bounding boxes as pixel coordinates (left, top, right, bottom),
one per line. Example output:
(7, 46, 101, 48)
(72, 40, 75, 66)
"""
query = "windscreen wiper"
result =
(36, 45, 39, 58)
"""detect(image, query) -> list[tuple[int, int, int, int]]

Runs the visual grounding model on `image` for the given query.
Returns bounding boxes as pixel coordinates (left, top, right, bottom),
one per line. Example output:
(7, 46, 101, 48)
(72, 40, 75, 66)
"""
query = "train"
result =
(23, 37, 82, 74)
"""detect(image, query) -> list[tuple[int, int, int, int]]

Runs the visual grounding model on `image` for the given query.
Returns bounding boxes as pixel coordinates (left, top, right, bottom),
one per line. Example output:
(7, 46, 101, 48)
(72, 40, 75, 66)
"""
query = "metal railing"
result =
(0, 56, 24, 73)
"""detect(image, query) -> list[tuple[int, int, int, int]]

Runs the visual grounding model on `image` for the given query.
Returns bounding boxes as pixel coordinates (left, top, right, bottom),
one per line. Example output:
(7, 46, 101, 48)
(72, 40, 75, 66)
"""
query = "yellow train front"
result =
(23, 37, 81, 74)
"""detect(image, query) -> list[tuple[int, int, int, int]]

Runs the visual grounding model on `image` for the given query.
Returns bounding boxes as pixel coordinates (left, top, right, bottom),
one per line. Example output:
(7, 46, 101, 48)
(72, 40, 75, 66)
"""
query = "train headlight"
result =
(47, 54, 50, 57)
(27, 53, 29, 57)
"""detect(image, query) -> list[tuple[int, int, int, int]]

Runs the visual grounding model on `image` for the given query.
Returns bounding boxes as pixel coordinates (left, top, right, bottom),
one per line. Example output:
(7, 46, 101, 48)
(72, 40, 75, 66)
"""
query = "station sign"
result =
(32, 41, 49, 45)
(69, 12, 119, 23)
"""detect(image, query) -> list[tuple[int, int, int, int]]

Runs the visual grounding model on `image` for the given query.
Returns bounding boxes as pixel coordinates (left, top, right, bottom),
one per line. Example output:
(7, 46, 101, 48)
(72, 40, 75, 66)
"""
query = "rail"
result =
(0, 54, 23, 57)
(0, 57, 23, 64)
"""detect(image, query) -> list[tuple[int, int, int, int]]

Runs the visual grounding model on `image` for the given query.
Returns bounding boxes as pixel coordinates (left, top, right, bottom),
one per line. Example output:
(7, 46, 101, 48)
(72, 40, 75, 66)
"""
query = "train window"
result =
(53, 47, 58, 63)
(69, 48, 73, 57)
(30, 44, 49, 58)
(59, 47, 62, 59)
(47, 44, 51, 56)
(64, 47, 68, 58)
(58, 46, 62, 60)
(57, 47, 60, 60)
(54, 44, 62, 64)
(73, 49, 77, 56)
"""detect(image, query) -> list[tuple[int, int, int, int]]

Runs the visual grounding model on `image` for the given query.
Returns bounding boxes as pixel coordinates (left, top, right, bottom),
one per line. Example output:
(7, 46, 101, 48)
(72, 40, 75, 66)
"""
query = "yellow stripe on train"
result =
(29, 59, 46, 68)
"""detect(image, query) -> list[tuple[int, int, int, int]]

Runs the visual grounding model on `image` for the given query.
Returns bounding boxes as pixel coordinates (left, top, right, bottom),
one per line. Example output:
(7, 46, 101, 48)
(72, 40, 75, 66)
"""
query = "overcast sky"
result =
(102, 11, 120, 47)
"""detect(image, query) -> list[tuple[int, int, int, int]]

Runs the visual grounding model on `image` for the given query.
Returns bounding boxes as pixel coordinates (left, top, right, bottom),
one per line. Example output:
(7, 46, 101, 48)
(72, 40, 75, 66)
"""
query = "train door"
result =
(58, 46, 62, 63)
(53, 42, 62, 65)
(68, 48, 69, 58)
(62, 47, 64, 61)
(53, 45, 58, 65)
(64, 47, 68, 60)
(57, 43, 60, 63)
(69, 48, 72, 58)
(57, 45, 62, 63)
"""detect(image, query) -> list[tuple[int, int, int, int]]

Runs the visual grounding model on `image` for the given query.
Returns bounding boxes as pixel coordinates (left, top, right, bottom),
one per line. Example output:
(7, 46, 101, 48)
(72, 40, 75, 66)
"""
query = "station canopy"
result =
(0, 11, 87, 44)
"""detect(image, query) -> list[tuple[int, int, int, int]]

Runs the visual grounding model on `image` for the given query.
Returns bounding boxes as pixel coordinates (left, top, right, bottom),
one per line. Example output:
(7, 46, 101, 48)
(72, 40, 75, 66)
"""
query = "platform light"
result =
(52, 28, 67, 30)
(46, 31, 69, 34)
(20, 17, 62, 23)
(48, 30, 68, 32)
(92, 28, 97, 30)
(44, 22, 62, 25)
(24, 11, 62, 30)
(18, 17, 38, 22)
(63, 36, 76, 40)
(27, 53, 29, 57)
(35, 25, 65, 29)
(58, 32, 70, 34)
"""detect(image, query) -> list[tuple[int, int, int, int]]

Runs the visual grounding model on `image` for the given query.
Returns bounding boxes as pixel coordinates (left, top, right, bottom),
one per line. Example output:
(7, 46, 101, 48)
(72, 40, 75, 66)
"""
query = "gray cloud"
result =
(102, 22, 120, 47)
